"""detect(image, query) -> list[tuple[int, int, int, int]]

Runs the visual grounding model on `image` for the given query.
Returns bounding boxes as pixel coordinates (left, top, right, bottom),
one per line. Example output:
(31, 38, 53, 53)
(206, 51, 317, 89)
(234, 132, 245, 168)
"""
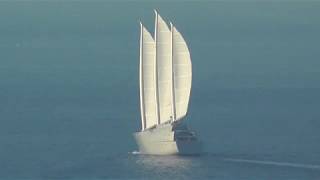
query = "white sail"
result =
(172, 25, 192, 120)
(140, 24, 158, 129)
(155, 11, 174, 124)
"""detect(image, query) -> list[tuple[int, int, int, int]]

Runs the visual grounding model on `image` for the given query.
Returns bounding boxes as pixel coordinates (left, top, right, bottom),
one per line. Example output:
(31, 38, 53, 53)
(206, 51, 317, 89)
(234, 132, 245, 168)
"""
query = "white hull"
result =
(134, 121, 202, 155)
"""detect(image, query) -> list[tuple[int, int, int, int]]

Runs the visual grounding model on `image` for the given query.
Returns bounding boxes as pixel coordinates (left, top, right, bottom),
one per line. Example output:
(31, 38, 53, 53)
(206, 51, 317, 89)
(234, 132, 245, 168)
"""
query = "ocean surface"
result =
(1, 1, 320, 179)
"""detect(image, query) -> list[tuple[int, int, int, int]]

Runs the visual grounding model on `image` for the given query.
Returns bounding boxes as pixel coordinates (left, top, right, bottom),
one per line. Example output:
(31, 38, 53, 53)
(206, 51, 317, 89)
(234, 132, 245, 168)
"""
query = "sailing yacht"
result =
(134, 10, 202, 155)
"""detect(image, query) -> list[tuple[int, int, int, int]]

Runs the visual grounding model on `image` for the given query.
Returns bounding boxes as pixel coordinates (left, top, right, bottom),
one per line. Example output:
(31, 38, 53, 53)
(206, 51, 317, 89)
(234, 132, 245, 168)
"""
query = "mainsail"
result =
(139, 23, 158, 129)
(155, 11, 173, 124)
(139, 11, 192, 130)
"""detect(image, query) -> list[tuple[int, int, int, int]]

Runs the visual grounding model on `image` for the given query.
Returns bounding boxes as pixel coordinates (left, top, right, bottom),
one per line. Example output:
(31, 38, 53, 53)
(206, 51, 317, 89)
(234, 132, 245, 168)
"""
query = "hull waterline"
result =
(134, 122, 202, 155)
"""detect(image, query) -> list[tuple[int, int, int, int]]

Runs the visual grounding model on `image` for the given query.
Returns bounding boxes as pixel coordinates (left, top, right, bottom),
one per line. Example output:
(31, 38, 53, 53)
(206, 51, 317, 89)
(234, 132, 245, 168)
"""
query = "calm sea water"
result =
(0, 1, 320, 179)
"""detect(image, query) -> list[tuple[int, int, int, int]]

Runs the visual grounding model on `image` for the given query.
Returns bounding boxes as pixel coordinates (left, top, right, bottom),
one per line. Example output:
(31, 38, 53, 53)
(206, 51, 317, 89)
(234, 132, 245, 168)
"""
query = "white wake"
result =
(130, 151, 141, 155)
(225, 158, 320, 170)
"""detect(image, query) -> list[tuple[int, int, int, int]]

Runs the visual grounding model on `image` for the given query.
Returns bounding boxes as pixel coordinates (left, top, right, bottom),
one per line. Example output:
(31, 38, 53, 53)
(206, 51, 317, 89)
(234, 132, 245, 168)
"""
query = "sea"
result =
(0, 1, 320, 179)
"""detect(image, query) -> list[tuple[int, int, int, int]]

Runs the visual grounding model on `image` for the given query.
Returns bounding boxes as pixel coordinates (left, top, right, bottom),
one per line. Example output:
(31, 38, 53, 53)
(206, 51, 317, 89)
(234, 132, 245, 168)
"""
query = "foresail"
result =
(172, 26, 192, 120)
(155, 11, 174, 124)
(140, 24, 158, 129)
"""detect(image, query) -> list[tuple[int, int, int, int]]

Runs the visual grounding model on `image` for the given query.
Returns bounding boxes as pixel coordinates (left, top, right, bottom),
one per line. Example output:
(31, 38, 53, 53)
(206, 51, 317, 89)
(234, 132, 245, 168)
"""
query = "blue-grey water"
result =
(1, 1, 320, 179)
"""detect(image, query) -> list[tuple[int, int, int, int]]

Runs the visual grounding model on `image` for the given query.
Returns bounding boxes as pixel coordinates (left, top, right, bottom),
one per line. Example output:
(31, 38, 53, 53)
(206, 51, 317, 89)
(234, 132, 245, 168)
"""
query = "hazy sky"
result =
(0, 1, 319, 89)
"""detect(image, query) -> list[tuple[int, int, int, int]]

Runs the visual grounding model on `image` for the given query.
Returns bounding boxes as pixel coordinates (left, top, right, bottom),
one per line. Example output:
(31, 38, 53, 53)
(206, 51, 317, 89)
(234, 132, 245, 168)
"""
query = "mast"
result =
(139, 22, 146, 130)
(154, 10, 161, 125)
(170, 22, 176, 122)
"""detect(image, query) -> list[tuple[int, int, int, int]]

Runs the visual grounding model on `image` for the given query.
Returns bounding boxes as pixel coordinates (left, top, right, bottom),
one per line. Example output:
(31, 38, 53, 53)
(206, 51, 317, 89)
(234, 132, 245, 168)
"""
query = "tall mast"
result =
(139, 22, 146, 130)
(154, 10, 161, 125)
(170, 22, 176, 122)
